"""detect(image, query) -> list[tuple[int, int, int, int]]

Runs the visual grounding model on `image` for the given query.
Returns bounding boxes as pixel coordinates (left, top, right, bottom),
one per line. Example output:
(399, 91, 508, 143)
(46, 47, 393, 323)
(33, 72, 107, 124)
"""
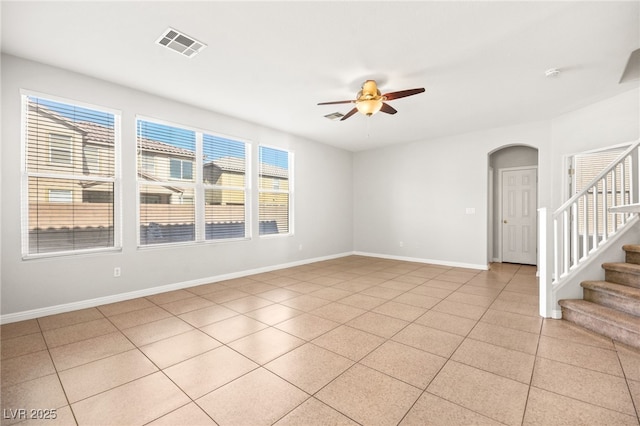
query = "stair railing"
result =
(553, 141, 639, 282)
(539, 140, 640, 317)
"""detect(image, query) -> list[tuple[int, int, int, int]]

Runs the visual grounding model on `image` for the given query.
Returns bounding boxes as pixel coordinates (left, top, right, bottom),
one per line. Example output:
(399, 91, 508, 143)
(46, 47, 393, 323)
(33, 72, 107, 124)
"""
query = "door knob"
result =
(503, 220, 508, 224)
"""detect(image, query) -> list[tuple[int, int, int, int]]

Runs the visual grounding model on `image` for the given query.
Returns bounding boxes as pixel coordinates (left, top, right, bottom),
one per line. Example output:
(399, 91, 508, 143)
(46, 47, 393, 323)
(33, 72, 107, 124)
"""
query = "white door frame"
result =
(497, 165, 538, 263)
(488, 166, 494, 264)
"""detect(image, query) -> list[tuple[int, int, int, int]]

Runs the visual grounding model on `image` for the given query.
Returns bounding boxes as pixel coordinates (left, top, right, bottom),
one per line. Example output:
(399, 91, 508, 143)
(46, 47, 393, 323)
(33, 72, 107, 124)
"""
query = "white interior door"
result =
(502, 168, 537, 265)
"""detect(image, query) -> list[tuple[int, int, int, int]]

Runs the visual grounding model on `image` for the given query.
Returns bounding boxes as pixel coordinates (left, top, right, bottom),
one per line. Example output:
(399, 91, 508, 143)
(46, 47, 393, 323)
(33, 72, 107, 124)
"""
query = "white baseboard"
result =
(0, 251, 353, 324)
(353, 251, 489, 271)
(2, 250, 495, 324)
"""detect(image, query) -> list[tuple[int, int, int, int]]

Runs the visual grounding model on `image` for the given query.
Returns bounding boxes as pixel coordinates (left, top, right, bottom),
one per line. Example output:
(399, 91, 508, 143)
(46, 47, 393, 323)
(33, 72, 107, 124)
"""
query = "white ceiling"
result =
(2, 1, 639, 151)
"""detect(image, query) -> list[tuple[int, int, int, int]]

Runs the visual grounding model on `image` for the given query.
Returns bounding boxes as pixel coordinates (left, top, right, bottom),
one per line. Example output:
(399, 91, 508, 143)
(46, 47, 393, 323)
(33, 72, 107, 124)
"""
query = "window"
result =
(259, 146, 292, 235)
(572, 146, 632, 237)
(141, 153, 156, 173)
(83, 145, 100, 174)
(170, 158, 193, 180)
(48, 189, 72, 203)
(49, 134, 72, 164)
(137, 120, 196, 245)
(203, 133, 248, 240)
(137, 118, 249, 245)
(22, 95, 119, 256)
(82, 190, 112, 203)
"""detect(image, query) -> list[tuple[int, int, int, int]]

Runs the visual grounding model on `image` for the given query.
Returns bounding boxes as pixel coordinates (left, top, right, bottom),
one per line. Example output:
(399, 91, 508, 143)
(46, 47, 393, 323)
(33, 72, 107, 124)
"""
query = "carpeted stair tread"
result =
(602, 262, 640, 288)
(602, 262, 640, 274)
(622, 244, 640, 253)
(559, 299, 640, 333)
(581, 280, 640, 301)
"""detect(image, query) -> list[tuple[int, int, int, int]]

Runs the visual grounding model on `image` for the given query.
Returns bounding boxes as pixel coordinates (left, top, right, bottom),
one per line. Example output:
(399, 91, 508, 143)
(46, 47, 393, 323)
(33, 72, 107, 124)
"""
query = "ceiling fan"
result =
(318, 80, 425, 121)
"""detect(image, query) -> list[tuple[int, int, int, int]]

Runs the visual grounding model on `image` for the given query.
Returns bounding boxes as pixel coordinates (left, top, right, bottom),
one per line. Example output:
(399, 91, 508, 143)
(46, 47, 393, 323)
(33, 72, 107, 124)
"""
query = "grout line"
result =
(5, 258, 634, 425)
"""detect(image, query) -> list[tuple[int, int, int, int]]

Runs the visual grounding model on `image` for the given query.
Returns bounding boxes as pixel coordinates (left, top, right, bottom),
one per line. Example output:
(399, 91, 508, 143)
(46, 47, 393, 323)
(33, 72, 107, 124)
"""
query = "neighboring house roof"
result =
(138, 137, 195, 158)
(207, 156, 245, 173)
(206, 156, 288, 179)
(29, 102, 89, 136)
(260, 162, 289, 179)
(29, 102, 114, 146)
(75, 121, 114, 145)
(30, 102, 193, 157)
(30, 102, 288, 178)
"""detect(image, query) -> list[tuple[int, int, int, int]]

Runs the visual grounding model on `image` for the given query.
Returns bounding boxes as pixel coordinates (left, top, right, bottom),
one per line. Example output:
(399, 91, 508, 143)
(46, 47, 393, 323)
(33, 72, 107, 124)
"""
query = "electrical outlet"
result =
(114, 267, 121, 277)
(399, 241, 404, 247)
(298, 244, 303, 251)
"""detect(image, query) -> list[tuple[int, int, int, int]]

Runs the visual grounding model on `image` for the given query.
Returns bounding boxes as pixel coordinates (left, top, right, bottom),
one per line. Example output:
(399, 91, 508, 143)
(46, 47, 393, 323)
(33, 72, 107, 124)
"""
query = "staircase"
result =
(559, 244, 640, 349)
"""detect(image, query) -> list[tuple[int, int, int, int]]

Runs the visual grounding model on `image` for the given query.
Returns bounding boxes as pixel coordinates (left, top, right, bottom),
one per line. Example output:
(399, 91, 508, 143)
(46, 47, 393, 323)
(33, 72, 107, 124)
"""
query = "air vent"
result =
(156, 28, 206, 58)
(324, 112, 344, 121)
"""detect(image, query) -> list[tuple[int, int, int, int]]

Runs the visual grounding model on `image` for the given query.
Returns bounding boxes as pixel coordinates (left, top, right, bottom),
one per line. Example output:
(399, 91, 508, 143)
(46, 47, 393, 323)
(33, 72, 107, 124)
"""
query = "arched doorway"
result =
(488, 145, 539, 265)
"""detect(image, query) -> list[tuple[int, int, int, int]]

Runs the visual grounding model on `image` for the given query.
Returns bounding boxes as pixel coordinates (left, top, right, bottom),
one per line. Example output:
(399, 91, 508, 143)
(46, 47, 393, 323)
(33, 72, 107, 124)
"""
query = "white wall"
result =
(353, 88, 639, 271)
(1, 55, 354, 319)
(550, 89, 640, 209)
(353, 121, 551, 269)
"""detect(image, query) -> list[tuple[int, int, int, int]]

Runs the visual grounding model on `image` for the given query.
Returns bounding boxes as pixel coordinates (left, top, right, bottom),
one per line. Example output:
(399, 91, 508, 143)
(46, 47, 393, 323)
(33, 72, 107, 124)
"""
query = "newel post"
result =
(538, 207, 553, 318)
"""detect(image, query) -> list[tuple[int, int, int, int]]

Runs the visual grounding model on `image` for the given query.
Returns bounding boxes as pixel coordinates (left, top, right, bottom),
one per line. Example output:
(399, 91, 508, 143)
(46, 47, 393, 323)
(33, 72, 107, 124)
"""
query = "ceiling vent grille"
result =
(324, 112, 344, 121)
(156, 28, 206, 58)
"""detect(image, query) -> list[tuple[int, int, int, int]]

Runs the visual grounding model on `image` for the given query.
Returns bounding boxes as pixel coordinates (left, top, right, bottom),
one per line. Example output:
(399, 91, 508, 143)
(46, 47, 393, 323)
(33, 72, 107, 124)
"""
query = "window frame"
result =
(202, 131, 251, 242)
(21, 91, 122, 259)
(258, 144, 294, 237)
(136, 116, 251, 247)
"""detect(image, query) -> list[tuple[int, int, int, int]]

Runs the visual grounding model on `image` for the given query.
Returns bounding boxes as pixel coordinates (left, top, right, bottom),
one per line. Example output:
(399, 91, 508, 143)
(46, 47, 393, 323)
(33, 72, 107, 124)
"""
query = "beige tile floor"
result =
(2, 256, 640, 425)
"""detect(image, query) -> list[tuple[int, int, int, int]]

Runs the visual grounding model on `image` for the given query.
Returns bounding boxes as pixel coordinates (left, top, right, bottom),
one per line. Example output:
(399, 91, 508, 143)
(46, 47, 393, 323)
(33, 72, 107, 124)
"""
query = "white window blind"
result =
(137, 119, 249, 245)
(259, 146, 292, 235)
(574, 147, 632, 235)
(203, 133, 248, 240)
(137, 120, 196, 245)
(23, 95, 119, 255)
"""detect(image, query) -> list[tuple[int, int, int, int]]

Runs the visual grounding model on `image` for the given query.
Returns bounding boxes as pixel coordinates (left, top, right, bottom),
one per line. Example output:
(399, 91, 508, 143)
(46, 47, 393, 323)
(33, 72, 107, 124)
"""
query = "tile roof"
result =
(207, 157, 288, 178)
(207, 156, 245, 173)
(75, 121, 115, 145)
(138, 137, 195, 158)
(259, 162, 289, 179)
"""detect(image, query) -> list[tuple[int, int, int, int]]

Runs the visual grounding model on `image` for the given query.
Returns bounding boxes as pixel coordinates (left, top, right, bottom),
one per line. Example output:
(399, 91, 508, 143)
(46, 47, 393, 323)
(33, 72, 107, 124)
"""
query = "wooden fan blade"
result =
(317, 100, 355, 105)
(383, 88, 425, 101)
(340, 107, 359, 121)
(380, 103, 397, 115)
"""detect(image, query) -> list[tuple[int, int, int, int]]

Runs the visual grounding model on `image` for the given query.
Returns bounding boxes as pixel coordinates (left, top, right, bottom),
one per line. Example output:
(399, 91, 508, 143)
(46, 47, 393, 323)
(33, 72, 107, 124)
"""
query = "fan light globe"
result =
(356, 99, 383, 116)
